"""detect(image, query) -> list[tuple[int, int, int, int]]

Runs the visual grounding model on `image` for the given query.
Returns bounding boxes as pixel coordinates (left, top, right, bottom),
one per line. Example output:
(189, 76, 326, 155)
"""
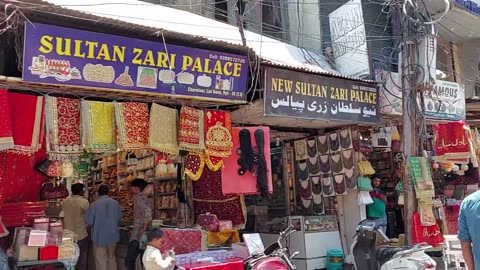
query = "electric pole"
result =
(401, 9, 418, 246)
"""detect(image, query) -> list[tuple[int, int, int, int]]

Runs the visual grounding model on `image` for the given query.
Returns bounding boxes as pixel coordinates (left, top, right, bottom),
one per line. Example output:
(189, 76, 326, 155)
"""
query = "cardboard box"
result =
(17, 245, 39, 261)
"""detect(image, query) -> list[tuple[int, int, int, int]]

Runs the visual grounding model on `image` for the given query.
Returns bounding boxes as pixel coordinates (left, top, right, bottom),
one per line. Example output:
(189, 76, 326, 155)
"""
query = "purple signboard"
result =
(23, 23, 249, 101)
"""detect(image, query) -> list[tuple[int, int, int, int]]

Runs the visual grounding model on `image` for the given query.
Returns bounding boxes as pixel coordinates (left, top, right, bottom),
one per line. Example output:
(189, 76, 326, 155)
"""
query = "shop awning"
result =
(11, 0, 341, 78)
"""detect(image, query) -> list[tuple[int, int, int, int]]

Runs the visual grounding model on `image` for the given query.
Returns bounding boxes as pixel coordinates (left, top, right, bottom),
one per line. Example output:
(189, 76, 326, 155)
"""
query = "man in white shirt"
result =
(143, 228, 181, 270)
(63, 183, 90, 270)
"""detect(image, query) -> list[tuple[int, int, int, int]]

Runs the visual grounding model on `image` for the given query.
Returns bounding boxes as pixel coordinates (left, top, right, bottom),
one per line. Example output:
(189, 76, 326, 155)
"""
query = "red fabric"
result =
(221, 127, 273, 195)
(53, 97, 81, 151)
(159, 228, 202, 255)
(116, 102, 149, 149)
(0, 142, 47, 205)
(411, 211, 444, 247)
(8, 93, 44, 154)
(0, 89, 13, 151)
(204, 110, 233, 159)
(193, 168, 246, 227)
(433, 121, 470, 157)
(180, 258, 243, 270)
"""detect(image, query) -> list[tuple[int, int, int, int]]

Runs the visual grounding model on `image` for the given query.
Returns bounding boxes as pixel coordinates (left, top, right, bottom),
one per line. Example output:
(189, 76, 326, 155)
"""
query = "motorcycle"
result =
(349, 219, 436, 270)
(244, 225, 300, 270)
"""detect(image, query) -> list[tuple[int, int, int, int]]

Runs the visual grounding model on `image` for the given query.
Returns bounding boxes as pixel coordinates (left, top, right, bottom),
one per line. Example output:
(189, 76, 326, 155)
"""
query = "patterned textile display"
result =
(185, 152, 206, 181)
(45, 96, 82, 157)
(8, 93, 44, 155)
(204, 110, 233, 157)
(159, 228, 203, 255)
(0, 89, 13, 151)
(81, 101, 116, 153)
(409, 157, 435, 200)
(179, 106, 205, 152)
(433, 121, 471, 161)
(193, 168, 246, 229)
(149, 104, 179, 156)
(114, 102, 150, 150)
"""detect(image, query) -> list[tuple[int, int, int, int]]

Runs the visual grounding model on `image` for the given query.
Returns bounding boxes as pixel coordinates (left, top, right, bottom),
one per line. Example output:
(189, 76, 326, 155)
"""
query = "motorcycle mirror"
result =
(290, 251, 300, 259)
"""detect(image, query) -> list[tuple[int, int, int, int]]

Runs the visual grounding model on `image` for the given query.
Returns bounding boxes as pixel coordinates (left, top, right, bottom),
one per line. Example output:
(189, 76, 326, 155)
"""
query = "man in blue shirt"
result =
(86, 185, 123, 270)
(458, 191, 480, 270)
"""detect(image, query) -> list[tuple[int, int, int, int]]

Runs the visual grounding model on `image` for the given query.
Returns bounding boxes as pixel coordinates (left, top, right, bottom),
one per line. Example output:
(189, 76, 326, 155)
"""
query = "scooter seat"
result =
(376, 246, 411, 266)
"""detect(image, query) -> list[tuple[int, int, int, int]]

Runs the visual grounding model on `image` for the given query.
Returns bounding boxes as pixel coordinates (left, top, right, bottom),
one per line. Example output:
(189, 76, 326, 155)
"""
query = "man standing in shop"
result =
(458, 191, 480, 270)
(86, 184, 123, 270)
(63, 183, 89, 270)
(126, 178, 152, 270)
(367, 175, 387, 233)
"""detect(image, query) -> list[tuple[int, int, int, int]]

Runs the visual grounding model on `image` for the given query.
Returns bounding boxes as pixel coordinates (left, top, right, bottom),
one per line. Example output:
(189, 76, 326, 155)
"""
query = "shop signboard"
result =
(419, 80, 465, 120)
(377, 69, 465, 120)
(22, 23, 249, 102)
(264, 67, 380, 124)
(329, 0, 370, 78)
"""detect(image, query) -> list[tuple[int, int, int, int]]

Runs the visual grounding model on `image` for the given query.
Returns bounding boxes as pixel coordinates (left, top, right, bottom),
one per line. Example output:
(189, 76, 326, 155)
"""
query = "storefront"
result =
(0, 20, 253, 269)
(228, 66, 381, 269)
(377, 66, 470, 253)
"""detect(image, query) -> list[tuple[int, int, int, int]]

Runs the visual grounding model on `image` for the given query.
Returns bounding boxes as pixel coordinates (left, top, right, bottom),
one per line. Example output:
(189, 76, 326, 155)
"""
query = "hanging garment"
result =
(322, 176, 335, 197)
(316, 135, 329, 155)
(312, 192, 324, 215)
(179, 106, 205, 152)
(299, 178, 312, 199)
(7, 93, 44, 155)
(0, 89, 13, 151)
(433, 121, 471, 161)
(149, 104, 179, 156)
(114, 102, 149, 150)
(340, 128, 353, 150)
(319, 155, 331, 174)
(237, 129, 254, 175)
(334, 174, 347, 195)
(301, 198, 312, 211)
(81, 101, 116, 153)
(307, 139, 318, 158)
(345, 169, 357, 190)
(342, 150, 354, 170)
(254, 129, 269, 195)
(418, 201, 436, 226)
(204, 110, 233, 171)
(221, 127, 273, 195)
(296, 161, 309, 181)
(193, 168, 246, 229)
(294, 139, 307, 160)
(45, 96, 82, 156)
(331, 154, 344, 174)
(307, 156, 321, 175)
(311, 176, 322, 195)
(329, 132, 341, 153)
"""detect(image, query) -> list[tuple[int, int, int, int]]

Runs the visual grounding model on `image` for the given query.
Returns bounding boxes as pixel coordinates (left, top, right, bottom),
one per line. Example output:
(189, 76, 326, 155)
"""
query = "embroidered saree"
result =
(114, 102, 150, 150)
(8, 93, 44, 155)
(149, 104, 179, 156)
(81, 100, 117, 153)
(45, 96, 82, 156)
